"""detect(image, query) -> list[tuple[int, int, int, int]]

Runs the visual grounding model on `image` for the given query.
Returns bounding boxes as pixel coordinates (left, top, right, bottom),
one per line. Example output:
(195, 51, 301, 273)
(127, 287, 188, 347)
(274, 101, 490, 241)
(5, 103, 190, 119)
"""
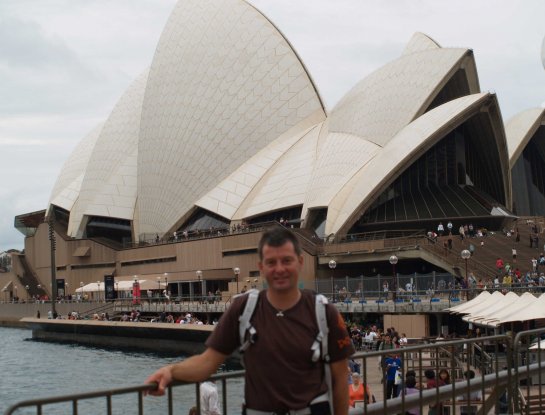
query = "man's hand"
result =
(145, 365, 173, 396)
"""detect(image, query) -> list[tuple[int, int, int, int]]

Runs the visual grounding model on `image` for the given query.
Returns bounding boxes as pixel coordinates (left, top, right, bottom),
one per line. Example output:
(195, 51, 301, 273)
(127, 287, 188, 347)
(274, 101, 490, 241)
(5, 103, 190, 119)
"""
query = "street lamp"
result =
(233, 267, 240, 294)
(96, 280, 101, 302)
(133, 275, 140, 305)
(14, 285, 17, 302)
(389, 255, 398, 301)
(65, 282, 69, 299)
(79, 282, 84, 301)
(461, 249, 471, 300)
(25, 285, 29, 301)
(156, 276, 161, 292)
(328, 260, 336, 301)
(115, 281, 119, 299)
(164, 273, 168, 296)
(196, 270, 203, 301)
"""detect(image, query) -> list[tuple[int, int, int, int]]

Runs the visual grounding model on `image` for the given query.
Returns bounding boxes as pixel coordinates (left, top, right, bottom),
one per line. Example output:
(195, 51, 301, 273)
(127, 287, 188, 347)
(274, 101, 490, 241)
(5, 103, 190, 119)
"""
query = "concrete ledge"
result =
(21, 318, 215, 355)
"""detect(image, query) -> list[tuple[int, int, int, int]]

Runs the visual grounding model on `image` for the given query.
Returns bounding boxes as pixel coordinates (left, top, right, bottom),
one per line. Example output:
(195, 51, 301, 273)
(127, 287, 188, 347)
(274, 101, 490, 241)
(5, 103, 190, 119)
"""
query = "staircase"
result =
(13, 254, 48, 297)
(525, 393, 545, 415)
(420, 216, 545, 282)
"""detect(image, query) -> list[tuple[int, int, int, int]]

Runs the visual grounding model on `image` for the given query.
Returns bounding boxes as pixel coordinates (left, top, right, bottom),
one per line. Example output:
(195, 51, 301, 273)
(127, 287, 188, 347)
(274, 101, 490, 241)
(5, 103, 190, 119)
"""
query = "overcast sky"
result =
(1, 0, 544, 252)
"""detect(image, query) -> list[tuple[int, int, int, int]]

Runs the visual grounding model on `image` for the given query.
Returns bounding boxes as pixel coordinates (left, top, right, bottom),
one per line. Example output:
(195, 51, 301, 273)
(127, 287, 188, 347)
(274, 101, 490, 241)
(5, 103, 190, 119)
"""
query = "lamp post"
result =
(233, 267, 240, 294)
(389, 255, 398, 301)
(96, 280, 101, 302)
(115, 281, 119, 299)
(65, 282, 69, 299)
(14, 285, 17, 302)
(196, 270, 203, 301)
(164, 273, 168, 297)
(25, 285, 29, 301)
(461, 249, 471, 300)
(79, 282, 84, 302)
(156, 276, 161, 293)
(328, 260, 336, 301)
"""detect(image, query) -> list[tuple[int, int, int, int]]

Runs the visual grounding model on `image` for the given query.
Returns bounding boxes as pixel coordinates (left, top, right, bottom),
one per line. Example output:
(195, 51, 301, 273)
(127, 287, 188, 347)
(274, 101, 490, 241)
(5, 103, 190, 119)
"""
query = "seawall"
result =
(20, 318, 214, 355)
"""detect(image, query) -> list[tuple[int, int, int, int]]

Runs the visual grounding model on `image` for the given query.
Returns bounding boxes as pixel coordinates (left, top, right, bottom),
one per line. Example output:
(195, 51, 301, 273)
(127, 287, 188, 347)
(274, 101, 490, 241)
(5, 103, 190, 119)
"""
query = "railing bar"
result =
(221, 377, 228, 415)
(196, 382, 201, 414)
(72, 399, 77, 415)
(107, 394, 112, 415)
(167, 385, 173, 415)
(138, 390, 144, 415)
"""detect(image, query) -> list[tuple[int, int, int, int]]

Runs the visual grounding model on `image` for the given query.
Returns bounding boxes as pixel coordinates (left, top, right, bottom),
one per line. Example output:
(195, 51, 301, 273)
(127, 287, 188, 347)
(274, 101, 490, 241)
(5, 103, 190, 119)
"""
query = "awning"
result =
(73, 246, 91, 257)
(529, 339, 545, 350)
(75, 279, 167, 293)
(462, 292, 520, 323)
(451, 291, 504, 315)
(445, 291, 491, 313)
(478, 292, 537, 325)
(484, 293, 545, 327)
(1, 280, 13, 292)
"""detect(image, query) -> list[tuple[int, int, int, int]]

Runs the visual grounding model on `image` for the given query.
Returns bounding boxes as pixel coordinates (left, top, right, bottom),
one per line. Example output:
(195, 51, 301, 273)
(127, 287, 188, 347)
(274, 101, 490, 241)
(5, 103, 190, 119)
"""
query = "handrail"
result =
(517, 386, 528, 413)
(8, 331, 545, 415)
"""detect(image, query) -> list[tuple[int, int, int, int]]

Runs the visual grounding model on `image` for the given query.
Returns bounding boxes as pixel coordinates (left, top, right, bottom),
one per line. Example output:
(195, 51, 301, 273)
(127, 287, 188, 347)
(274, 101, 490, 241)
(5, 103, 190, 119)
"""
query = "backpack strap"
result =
(312, 293, 333, 415)
(238, 289, 260, 359)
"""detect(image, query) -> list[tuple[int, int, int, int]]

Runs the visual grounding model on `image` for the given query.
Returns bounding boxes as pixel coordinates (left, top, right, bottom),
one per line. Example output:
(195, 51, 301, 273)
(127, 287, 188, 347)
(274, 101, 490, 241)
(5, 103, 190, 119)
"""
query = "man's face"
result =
(258, 241, 303, 293)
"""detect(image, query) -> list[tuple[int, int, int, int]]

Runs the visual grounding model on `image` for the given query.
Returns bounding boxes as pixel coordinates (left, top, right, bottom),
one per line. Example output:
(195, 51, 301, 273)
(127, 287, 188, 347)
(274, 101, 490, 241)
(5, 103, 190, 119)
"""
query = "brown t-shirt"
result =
(206, 289, 354, 411)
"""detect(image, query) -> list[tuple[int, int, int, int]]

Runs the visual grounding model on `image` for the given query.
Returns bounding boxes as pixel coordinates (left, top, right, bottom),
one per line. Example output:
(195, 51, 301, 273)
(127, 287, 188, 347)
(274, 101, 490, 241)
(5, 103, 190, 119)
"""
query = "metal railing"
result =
(6, 329, 545, 415)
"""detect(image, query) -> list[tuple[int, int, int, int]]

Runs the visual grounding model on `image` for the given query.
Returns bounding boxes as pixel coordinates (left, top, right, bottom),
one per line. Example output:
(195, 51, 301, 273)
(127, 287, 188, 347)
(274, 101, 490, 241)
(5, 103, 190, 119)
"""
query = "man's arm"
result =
(330, 358, 349, 415)
(145, 348, 227, 396)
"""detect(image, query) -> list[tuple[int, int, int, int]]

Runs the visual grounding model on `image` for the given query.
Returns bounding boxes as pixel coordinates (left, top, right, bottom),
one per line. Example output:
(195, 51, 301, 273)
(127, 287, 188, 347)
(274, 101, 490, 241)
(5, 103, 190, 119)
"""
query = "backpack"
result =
(238, 289, 333, 413)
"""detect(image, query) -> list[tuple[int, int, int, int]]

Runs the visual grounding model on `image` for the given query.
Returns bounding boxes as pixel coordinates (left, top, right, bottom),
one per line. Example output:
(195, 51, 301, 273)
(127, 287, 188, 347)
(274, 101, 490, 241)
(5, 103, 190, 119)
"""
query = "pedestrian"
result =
(200, 380, 221, 415)
(145, 227, 354, 414)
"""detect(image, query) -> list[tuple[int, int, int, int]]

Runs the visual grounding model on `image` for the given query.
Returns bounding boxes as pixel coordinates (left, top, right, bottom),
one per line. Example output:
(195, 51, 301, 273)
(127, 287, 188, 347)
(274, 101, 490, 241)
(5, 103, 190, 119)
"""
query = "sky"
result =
(1, 0, 544, 252)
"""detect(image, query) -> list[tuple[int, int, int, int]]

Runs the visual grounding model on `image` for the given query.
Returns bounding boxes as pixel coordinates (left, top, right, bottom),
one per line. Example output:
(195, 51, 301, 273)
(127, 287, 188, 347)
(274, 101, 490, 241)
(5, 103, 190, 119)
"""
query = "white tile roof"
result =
(505, 107, 545, 169)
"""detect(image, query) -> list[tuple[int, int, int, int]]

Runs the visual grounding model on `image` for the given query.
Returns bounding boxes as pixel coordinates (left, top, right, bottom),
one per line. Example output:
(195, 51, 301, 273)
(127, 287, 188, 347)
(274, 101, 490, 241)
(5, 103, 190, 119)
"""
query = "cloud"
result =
(1, 0, 545, 252)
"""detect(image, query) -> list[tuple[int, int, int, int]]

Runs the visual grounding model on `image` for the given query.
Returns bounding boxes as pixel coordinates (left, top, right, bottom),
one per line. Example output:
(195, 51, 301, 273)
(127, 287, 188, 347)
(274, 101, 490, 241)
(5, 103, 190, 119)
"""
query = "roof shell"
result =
(505, 107, 545, 169)
(326, 92, 508, 236)
(135, 0, 326, 235)
(328, 47, 479, 148)
(67, 70, 148, 236)
(402, 32, 441, 55)
(48, 123, 104, 214)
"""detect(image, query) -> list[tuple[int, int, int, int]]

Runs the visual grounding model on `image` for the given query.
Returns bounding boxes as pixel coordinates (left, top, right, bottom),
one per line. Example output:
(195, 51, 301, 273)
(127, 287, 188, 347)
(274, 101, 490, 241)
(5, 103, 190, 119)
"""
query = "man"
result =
(145, 227, 354, 414)
(200, 380, 221, 415)
(383, 352, 402, 399)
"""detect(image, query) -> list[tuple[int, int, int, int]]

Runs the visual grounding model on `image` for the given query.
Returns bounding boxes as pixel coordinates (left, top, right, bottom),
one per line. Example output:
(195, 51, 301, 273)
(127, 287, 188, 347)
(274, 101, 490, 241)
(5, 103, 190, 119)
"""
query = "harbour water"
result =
(1, 327, 244, 414)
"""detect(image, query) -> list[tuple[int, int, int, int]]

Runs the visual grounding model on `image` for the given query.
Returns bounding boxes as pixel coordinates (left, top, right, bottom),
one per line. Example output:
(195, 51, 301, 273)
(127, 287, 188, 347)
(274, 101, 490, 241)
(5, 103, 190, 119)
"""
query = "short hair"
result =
(464, 370, 475, 379)
(406, 376, 417, 388)
(406, 370, 416, 378)
(258, 227, 301, 260)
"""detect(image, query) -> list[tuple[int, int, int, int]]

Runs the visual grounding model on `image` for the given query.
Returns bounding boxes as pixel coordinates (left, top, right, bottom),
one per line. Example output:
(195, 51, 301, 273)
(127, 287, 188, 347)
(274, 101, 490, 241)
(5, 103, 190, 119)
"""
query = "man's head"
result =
(258, 227, 303, 293)
(258, 227, 301, 260)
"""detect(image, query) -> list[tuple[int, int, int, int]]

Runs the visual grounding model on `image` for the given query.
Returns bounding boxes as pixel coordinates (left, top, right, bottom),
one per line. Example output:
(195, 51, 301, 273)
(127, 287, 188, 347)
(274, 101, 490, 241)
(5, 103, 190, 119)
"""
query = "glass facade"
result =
(350, 113, 507, 233)
(512, 126, 545, 216)
(179, 208, 230, 232)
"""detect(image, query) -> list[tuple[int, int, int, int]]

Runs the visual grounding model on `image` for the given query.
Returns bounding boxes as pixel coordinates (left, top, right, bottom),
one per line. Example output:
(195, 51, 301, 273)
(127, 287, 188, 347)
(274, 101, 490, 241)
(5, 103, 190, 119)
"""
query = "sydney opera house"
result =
(10, 0, 545, 303)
